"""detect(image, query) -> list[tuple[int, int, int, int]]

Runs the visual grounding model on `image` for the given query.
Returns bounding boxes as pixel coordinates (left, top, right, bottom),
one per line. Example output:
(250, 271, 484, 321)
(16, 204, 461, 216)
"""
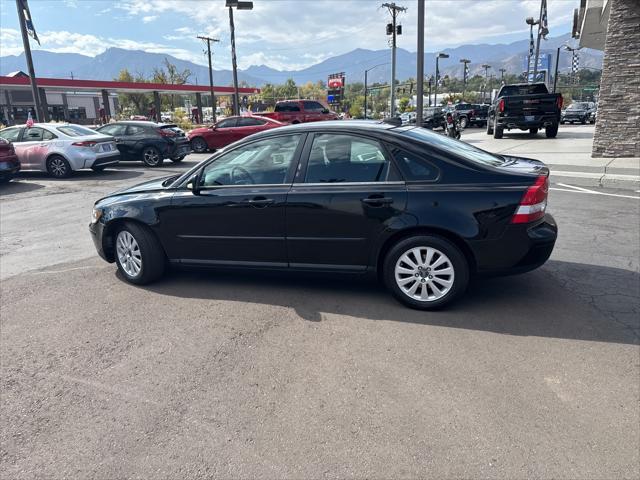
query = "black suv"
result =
(90, 121, 557, 310)
(96, 121, 190, 167)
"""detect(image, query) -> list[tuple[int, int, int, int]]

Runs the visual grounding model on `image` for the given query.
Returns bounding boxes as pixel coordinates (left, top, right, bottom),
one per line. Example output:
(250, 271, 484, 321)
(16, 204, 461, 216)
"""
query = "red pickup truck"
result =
(259, 100, 339, 124)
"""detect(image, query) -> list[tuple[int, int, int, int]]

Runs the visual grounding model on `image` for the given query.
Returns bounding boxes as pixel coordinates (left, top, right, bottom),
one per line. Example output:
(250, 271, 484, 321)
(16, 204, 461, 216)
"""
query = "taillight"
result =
(556, 95, 563, 110)
(72, 141, 97, 147)
(157, 128, 176, 137)
(498, 99, 505, 113)
(511, 175, 549, 224)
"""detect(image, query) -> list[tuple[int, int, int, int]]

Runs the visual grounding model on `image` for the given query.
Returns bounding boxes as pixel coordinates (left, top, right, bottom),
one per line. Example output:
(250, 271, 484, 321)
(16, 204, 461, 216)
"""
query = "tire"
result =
(291, 120, 300, 125)
(0, 175, 13, 184)
(190, 137, 208, 153)
(383, 235, 469, 310)
(459, 116, 468, 129)
(493, 120, 503, 139)
(545, 123, 559, 138)
(171, 155, 185, 163)
(46, 155, 72, 178)
(91, 166, 106, 172)
(581, 117, 587, 125)
(560, 120, 565, 124)
(486, 117, 494, 135)
(529, 128, 538, 136)
(141, 146, 163, 168)
(114, 222, 165, 285)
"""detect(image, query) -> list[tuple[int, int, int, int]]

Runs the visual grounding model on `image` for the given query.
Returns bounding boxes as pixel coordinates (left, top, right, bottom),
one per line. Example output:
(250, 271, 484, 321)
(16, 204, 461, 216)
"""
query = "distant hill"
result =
(1, 34, 603, 87)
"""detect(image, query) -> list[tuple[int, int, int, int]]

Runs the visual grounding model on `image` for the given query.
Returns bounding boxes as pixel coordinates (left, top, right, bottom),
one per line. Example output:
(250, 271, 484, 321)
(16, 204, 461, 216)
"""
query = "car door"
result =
(208, 118, 238, 148)
(124, 125, 151, 159)
(162, 133, 305, 266)
(234, 117, 265, 140)
(285, 132, 407, 271)
(12, 127, 52, 170)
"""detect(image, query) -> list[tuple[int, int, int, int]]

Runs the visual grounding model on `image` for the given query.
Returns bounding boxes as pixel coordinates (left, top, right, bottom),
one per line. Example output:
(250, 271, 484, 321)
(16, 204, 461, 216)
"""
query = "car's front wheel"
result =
(383, 235, 469, 310)
(115, 223, 165, 284)
(459, 116, 468, 128)
(171, 155, 185, 163)
(190, 137, 208, 153)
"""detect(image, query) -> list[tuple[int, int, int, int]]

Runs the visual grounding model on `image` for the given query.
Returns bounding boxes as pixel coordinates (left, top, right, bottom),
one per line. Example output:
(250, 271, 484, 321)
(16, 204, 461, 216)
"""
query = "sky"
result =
(0, 0, 577, 71)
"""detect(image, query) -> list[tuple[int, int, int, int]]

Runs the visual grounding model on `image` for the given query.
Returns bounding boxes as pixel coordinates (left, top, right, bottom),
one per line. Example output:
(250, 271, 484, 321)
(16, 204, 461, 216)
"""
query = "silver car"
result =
(0, 123, 119, 178)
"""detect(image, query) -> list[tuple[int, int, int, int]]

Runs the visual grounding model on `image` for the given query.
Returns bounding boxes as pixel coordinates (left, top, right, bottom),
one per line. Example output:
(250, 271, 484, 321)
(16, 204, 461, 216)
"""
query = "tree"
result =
(152, 58, 192, 110)
(115, 69, 150, 116)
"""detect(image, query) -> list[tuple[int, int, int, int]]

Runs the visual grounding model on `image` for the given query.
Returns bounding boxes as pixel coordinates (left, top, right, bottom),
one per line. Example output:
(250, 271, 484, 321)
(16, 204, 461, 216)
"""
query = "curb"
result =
(550, 169, 640, 191)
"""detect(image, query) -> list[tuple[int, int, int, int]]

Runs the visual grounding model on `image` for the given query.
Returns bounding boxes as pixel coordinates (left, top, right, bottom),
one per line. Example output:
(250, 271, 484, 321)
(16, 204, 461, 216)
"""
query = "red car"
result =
(258, 100, 339, 124)
(0, 137, 20, 184)
(188, 115, 284, 153)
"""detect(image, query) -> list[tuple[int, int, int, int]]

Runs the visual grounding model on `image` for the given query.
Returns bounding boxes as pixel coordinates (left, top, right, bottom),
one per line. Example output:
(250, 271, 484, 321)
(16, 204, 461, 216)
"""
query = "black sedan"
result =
(95, 121, 190, 167)
(89, 121, 557, 309)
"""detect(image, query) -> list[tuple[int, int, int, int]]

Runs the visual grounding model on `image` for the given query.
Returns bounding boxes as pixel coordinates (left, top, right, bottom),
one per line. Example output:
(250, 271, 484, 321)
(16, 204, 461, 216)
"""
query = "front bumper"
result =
(89, 221, 112, 262)
(471, 214, 557, 276)
(0, 157, 20, 177)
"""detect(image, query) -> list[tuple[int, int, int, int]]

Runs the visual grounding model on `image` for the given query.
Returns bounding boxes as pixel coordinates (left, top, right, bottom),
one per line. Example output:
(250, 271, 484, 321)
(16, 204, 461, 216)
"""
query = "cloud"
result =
(142, 15, 158, 23)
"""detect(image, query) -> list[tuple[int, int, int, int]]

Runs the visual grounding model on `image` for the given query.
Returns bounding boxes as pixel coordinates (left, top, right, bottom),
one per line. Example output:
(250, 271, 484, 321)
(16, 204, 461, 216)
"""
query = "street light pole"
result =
(460, 58, 470, 100)
(499, 68, 506, 84)
(435, 53, 449, 107)
(15, 0, 43, 122)
(482, 64, 491, 103)
(416, 0, 424, 126)
(226, 0, 253, 116)
(525, 17, 539, 83)
(364, 63, 389, 120)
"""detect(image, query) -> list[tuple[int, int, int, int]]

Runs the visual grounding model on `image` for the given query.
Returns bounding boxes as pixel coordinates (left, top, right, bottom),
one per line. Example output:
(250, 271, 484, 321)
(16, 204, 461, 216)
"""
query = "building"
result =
(0, 73, 259, 126)
(573, 0, 639, 157)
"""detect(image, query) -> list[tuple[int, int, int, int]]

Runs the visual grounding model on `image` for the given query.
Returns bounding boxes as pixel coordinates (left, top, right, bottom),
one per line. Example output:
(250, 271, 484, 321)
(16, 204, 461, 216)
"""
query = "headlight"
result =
(91, 207, 103, 224)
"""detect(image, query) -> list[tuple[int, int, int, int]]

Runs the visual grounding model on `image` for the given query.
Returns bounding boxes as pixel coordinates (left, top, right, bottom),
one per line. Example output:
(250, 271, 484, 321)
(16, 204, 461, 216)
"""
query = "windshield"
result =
(402, 127, 506, 167)
(55, 125, 99, 137)
(567, 103, 588, 110)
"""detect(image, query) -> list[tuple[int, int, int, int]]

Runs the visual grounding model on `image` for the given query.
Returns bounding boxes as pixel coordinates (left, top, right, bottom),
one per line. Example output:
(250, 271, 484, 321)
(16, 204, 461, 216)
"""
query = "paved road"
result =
(1, 140, 639, 478)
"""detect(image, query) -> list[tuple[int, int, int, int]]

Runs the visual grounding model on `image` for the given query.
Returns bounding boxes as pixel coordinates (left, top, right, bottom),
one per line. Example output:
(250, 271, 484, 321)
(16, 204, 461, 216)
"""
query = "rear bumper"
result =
(90, 153, 121, 168)
(471, 214, 557, 276)
(166, 140, 191, 158)
(0, 156, 20, 177)
(497, 114, 559, 129)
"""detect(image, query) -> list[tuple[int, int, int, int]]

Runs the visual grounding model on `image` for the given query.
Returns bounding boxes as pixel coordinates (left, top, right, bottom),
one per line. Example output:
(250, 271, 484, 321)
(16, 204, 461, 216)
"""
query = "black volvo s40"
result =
(89, 121, 557, 309)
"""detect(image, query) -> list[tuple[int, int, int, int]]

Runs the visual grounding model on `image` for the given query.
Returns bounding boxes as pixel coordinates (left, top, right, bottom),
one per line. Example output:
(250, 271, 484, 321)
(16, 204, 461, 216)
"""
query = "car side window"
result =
(302, 101, 325, 112)
(391, 148, 439, 182)
(275, 103, 300, 112)
(126, 125, 146, 135)
(216, 118, 237, 128)
(0, 127, 22, 142)
(42, 129, 57, 140)
(237, 117, 262, 127)
(200, 134, 302, 187)
(99, 124, 127, 137)
(305, 134, 399, 184)
(23, 127, 44, 142)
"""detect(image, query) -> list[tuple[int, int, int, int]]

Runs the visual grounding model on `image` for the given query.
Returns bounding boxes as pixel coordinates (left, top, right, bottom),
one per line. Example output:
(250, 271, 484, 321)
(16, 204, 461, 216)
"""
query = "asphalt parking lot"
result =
(1, 126, 639, 478)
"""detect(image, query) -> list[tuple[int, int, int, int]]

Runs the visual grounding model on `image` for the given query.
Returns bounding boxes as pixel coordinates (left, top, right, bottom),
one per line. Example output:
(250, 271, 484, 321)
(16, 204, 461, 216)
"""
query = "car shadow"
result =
(129, 260, 639, 346)
(16, 169, 145, 182)
(0, 180, 45, 195)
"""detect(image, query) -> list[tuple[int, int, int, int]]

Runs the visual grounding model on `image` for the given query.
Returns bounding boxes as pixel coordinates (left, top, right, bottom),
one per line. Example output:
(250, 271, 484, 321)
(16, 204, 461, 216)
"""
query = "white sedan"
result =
(0, 123, 120, 178)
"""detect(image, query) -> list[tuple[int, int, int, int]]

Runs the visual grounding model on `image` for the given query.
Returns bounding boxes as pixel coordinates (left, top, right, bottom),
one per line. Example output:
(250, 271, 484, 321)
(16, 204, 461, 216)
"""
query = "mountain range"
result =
(0, 33, 602, 87)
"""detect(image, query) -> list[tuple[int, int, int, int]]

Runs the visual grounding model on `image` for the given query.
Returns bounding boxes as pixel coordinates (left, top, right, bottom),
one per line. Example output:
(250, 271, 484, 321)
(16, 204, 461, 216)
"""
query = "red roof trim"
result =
(0, 76, 260, 94)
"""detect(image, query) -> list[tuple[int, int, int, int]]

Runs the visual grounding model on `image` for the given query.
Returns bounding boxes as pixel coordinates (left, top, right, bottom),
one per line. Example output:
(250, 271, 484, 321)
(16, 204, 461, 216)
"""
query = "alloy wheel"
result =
(116, 230, 142, 278)
(143, 148, 160, 166)
(394, 246, 455, 302)
(49, 157, 68, 177)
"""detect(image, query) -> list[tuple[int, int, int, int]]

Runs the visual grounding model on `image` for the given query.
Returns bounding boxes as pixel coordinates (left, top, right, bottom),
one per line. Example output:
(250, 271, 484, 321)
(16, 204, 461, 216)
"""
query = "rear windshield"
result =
(402, 127, 506, 167)
(499, 84, 548, 96)
(56, 125, 98, 137)
(567, 103, 589, 110)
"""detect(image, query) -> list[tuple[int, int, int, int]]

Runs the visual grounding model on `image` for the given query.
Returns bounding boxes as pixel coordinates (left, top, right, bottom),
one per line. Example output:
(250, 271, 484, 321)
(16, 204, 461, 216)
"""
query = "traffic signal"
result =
(386, 23, 393, 35)
(396, 25, 402, 35)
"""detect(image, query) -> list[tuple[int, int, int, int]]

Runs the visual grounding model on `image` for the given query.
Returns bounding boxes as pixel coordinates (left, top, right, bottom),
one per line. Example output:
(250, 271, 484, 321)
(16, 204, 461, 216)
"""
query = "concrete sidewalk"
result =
(463, 124, 640, 190)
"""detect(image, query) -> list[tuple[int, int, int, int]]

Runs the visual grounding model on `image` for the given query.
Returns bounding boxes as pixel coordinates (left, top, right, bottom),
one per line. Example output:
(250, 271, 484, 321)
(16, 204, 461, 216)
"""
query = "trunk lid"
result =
(497, 155, 549, 177)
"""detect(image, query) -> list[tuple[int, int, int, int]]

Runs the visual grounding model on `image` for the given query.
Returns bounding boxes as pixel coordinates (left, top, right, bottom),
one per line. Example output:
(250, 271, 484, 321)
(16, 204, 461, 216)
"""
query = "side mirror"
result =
(322, 109, 330, 114)
(187, 172, 201, 195)
(210, 124, 217, 130)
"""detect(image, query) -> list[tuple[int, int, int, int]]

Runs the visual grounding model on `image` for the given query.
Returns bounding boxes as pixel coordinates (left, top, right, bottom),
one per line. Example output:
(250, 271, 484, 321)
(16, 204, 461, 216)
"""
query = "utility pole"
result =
(382, 2, 406, 118)
(198, 35, 220, 122)
(435, 53, 449, 107)
(499, 67, 506, 84)
(460, 58, 470, 100)
(415, 0, 424, 126)
(532, 0, 548, 80)
(15, 0, 42, 122)
(482, 64, 491, 103)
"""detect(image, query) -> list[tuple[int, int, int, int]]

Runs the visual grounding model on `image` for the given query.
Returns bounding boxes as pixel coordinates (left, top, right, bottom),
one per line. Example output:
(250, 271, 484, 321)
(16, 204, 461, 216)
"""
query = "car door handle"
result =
(361, 196, 394, 206)
(228, 197, 275, 208)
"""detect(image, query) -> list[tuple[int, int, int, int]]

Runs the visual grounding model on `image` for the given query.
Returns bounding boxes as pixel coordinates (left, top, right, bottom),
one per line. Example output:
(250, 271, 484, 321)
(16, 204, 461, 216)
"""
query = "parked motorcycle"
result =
(445, 111, 462, 139)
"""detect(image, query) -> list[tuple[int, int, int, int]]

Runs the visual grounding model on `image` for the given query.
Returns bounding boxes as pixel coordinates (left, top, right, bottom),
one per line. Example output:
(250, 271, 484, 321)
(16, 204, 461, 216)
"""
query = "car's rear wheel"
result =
(142, 146, 163, 167)
(486, 117, 494, 135)
(493, 119, 503, 139)
(114, 223, 165, 285)
(383, 235, 469, 310)
(529, 128, 538, 136)
(459, 116, 468, 128)
(0, 175, 13, 184)
(171, 155, 185, 163)
(190, 137, 208, 153)
(545, 123, 559, 138)
(47, 155, 72, 178)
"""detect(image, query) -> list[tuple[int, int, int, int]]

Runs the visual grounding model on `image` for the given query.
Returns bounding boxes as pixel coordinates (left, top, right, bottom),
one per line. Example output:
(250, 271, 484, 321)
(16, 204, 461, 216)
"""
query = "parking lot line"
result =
(551, 183, 640, 200)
